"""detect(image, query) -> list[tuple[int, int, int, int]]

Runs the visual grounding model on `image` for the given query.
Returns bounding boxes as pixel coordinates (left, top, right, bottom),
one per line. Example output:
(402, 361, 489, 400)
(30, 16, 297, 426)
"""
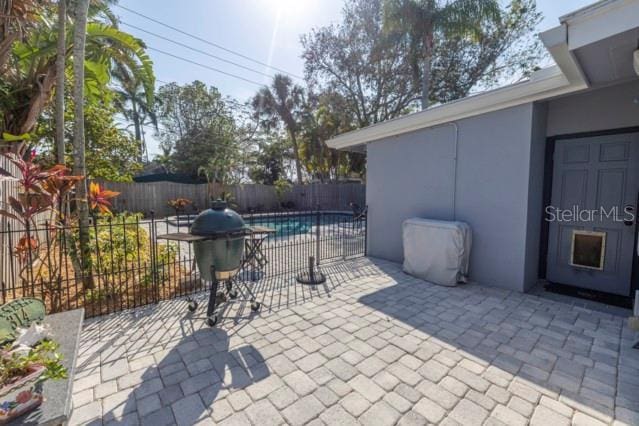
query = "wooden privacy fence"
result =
(0, 156, 18, 295)
(0, 156, 48, 292)
(93, 181, 366, 217)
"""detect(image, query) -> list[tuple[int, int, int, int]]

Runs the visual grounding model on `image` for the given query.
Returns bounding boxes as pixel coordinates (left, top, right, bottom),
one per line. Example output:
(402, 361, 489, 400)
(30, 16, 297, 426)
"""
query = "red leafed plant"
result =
(0, 148, 125, 310)
(88, 183, 120, 215)
(0, 150, 83, 307)
(167, 198, 192, 212)
(13, 235, 38, 263)
(0, 151, 56, 227)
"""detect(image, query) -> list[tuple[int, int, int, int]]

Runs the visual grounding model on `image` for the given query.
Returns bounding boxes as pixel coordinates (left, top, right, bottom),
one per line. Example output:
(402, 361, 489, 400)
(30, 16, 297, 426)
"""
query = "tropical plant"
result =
(112, 64, 158, 162)
(0, 340, 67, 387)
(0, 0, 42, 73)
(0, 151, 59, 229)
(252, 75, 306, 184)
(0, 149, 83, 307)
(428, 0, 543, 102)
(384, 0, 540, 109)
(1, 1, 155, 142)
(196, 138, 242, 204)
(0, 148, 122, 304)
(88, 182, 119, 215)
(37, 95, 144, 182)
(384, 0, 500, 109)
(167, 198, 192, 212)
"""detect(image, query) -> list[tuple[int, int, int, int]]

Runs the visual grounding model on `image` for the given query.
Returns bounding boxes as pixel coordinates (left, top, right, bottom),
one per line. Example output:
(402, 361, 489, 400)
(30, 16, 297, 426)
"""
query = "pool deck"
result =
(71, 257, 639, 425)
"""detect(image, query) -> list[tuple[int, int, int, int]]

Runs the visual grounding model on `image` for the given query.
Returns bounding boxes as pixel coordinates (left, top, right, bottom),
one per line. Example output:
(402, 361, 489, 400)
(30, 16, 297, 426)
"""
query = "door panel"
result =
(560, 170, 588, 209)
(546, 133, 639, 296)
(596, 169, 625, 208)
(599, 142, 629, 162)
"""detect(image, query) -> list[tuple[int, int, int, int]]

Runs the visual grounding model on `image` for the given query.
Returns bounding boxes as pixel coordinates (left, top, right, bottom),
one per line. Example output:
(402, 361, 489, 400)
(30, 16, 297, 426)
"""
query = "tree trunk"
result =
(0, 33, 18, 75)
(72, 0, 93, 289)
(290, 132, 303, 184)
(131, 99, 145, 162)
(18, 65, 57, 135)
(55, 0, 66, 164)
(132, 99, 141, 142)
(421, 34, 434, 110)
(420, 55, 431, 110)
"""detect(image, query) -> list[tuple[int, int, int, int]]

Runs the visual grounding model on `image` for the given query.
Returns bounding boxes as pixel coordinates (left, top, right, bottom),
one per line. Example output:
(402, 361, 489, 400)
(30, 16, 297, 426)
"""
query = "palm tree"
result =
(384, 0, 501, 110)
(55, 0, 67, 164)
(252, 75, 305, 184)
(72, 0, 92, 287)
(2, 9, 155, 141)
(112, 64, 157, 162)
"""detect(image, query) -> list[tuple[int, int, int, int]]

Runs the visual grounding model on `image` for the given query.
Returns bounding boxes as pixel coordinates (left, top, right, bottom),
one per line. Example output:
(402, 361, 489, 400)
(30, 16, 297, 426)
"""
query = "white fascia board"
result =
(561, 0, 639, 50)
(539, 25, 589, 86)
(327, 67, 585, 150)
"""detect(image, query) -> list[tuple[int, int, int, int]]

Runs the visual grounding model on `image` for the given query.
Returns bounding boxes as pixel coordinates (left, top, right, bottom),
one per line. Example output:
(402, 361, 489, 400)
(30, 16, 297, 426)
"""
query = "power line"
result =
(115, 4, 303, 80)
(121, 21, 276, 80)
(147, 47, 265, 87)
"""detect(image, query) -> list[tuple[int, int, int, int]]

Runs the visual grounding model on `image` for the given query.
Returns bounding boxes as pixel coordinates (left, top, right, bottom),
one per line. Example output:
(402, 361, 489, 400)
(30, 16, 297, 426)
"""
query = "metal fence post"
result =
(315, 206, 321, 267)
(364, 205, 368, 257)
(149, 211, 158, 304)
(0, 207, 368, 318)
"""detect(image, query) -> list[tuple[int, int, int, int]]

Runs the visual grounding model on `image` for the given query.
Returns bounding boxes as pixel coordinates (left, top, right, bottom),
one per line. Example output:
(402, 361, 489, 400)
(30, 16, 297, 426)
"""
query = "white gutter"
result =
(559, 0, 639, 50)
(327, 18, 590, 150)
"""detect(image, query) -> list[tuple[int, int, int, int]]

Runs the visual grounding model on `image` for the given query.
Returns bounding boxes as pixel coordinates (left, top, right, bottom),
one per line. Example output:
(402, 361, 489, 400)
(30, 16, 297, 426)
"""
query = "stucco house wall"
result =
(366, 80, 639, 293)
(366, 103, 540, 292)
(546, 80, 639, 136)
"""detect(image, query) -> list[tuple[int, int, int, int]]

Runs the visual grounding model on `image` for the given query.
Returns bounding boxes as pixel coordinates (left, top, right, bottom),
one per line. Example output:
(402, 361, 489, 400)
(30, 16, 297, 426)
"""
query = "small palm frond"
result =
(86, 23, 155, 106)
(436, 0, 501, 41)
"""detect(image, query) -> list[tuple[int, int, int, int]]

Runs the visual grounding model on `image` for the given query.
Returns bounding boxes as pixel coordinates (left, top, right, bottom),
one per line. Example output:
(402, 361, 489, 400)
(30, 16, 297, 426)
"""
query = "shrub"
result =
(88, 213, 150, 271)
(86, 213, 178, 296)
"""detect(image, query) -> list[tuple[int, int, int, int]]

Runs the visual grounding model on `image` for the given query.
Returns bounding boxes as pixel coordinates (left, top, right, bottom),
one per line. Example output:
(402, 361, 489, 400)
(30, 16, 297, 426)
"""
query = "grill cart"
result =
(157, 200, 264, 326)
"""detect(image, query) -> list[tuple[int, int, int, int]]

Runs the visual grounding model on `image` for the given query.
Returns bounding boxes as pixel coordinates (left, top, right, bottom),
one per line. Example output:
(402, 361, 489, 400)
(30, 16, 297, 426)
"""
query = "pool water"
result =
(168, 212, 360, 238)
(245, 213, 352, 237)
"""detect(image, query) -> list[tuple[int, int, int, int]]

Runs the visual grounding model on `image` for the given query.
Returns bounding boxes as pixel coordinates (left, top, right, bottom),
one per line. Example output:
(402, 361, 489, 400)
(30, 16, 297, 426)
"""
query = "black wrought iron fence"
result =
(0, 209, 366, 318)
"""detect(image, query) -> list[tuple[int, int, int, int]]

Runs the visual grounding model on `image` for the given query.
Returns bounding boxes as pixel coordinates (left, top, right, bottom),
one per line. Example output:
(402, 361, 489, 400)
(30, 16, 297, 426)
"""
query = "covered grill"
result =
(191, 200, 247, 281)
(158, 200, 262, 326)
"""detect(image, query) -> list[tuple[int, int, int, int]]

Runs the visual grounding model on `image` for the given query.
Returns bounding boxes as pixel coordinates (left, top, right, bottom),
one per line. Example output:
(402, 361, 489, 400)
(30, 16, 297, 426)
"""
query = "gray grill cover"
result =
(402, 218, 472, 287)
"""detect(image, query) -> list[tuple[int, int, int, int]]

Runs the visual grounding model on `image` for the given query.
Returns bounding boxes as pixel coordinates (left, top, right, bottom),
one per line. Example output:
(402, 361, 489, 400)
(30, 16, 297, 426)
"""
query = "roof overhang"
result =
(327, 0, 639, 151)
(559, 0, 639, 50)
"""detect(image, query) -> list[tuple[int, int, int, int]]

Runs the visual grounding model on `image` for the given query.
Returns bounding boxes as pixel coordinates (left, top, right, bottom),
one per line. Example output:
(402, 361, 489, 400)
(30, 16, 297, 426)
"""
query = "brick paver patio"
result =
(71, 257, 639, 425)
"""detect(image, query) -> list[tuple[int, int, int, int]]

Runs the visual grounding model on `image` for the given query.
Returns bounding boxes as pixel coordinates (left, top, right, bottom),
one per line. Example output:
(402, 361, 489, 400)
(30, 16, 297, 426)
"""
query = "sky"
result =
(113, 0, 595, 156)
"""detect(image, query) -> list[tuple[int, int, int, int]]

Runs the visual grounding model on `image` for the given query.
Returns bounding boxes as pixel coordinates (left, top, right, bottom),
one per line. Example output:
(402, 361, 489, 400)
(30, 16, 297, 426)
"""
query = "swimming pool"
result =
(167, 211, 360, 238)
(244, 212, 355, 237)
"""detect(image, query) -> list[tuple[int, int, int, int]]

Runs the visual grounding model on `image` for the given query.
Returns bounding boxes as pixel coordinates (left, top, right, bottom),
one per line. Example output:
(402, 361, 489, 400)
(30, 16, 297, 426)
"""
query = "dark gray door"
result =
(546, 133, 639, 296)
